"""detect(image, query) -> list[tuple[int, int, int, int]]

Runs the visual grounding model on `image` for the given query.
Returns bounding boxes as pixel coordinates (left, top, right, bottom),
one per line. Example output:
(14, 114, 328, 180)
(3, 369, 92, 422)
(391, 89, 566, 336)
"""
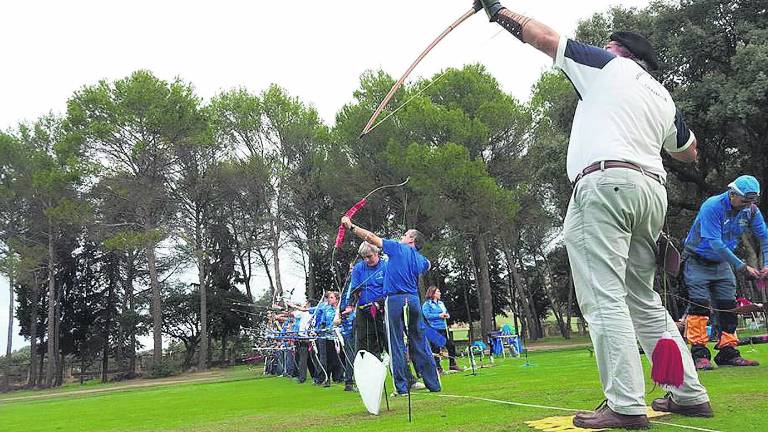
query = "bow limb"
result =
(359, 7, 480, 138)
(330, 178, 410, 290)
(333, 177, 410, 249)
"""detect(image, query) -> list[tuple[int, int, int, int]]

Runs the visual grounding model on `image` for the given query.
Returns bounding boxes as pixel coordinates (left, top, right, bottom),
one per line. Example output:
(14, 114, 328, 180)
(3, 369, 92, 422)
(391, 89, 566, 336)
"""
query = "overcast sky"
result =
(0, 0, 651, 353)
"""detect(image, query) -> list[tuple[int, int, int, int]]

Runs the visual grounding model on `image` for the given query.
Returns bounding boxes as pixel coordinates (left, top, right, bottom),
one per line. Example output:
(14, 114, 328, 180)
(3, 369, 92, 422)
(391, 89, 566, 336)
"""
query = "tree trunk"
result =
(271, 235, 284, 304)
(508, 251, 536, 341)
(523, 273, 543, 339)
(146, 240, 163, 365)
(198, 251, 208, 371)
(514, 252, 541, 340)
(28, 277, 40, 387)
(502, 249, 521, 335)
(532, 255, 567, 338)
(56, 352, 65, 387)
(470, 236, 494, 343)
(221, 333, 227, 363)
(237, 249, 253, 302)
(306, 249, 316, 302)
(257, 249, 275, 300)
(45, 222, 57, 387)
(6, 273, 13, 357)
(462, 282, 474, 343)
(101, 254, 117, 383)
(53, 281, 62, 387)
(183, 341, 195, 368)
(125, 254, 137, 374)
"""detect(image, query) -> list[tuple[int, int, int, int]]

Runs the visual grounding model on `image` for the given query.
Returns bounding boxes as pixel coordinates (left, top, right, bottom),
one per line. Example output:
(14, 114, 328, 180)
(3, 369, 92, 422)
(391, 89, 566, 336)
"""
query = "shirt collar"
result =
(721, 191, 733, 212)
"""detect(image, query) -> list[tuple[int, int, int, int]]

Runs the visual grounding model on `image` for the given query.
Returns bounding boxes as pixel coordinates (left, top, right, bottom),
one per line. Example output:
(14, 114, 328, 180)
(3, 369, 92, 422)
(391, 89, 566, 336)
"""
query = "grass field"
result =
(2, 343, 767, 432)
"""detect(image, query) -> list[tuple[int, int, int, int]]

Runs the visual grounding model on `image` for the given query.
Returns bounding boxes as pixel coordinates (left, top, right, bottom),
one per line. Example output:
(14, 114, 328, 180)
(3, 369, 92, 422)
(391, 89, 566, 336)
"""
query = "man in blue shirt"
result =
(682, 175, 767, 370)
(349, 242, 388, 360)
(341, 216, 441, 396)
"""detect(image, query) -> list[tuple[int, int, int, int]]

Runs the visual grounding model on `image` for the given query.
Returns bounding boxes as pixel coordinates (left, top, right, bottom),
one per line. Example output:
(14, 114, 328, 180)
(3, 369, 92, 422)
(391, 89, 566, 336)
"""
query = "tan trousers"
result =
(563, 168, 709, 415)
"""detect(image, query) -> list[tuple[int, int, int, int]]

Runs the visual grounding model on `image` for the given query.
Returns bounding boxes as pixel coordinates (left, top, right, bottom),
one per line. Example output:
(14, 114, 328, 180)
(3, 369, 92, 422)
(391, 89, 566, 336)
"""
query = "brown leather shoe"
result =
(652, 393, 713, 417)
(572, 404, 649, 429)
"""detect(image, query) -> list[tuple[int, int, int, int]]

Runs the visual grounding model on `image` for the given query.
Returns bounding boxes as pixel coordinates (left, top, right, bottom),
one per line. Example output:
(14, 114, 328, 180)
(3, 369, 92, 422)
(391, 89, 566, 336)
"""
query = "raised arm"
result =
(341, 215, 383, 249)
(475, 0, 560, 58)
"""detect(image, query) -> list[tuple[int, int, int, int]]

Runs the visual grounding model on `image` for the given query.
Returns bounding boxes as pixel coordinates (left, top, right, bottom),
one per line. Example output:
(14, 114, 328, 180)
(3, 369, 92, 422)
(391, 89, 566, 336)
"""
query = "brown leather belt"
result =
(572, 160, 664, 186)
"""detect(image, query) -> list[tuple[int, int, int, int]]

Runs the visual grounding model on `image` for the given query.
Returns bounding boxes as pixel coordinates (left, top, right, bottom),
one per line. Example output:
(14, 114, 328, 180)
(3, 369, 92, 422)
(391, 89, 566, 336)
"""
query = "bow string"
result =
(359, 6, 481, 138)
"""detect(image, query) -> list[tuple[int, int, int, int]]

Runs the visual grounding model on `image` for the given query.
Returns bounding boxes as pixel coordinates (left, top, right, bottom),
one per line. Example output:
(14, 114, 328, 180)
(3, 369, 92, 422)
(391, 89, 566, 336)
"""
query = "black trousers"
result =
(354, 305, 387, 358)
(314, 339, 343, 383)
(429, 328, 457, 369)
(295, 341, 310, 383)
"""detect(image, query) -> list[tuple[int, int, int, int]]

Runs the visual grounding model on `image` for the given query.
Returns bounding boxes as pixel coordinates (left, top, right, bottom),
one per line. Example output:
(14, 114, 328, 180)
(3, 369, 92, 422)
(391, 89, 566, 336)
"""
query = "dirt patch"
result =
(0, 371, 233, 403)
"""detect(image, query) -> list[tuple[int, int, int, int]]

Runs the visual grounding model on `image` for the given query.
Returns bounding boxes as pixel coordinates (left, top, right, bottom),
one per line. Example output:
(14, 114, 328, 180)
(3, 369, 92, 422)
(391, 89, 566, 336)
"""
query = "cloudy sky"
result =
(0, 0, 651, 353)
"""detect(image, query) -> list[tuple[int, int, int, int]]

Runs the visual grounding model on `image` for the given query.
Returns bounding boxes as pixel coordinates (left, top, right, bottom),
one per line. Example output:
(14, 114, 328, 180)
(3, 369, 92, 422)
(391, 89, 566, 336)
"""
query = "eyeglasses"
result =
(362, 254, 375, 259)
(737, 193, 759, 203)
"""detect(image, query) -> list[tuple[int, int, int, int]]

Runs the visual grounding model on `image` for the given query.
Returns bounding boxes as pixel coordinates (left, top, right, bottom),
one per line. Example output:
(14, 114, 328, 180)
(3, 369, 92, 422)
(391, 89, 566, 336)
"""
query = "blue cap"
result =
(728, 175, 760, 198)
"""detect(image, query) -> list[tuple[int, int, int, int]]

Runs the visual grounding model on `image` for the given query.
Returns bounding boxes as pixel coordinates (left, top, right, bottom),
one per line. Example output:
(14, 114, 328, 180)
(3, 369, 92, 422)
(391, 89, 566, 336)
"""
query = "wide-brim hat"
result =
(610, 31, 659, 71)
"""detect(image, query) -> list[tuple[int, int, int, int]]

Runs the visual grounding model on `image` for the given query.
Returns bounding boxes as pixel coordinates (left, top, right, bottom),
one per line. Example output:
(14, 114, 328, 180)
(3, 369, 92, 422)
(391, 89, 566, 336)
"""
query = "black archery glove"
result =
(473, 0, 505, 22)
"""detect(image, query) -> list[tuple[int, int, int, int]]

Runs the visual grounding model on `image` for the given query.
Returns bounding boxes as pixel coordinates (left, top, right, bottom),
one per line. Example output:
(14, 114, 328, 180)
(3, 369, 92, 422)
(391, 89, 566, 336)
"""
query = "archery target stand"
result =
(525, 407, 670, 431)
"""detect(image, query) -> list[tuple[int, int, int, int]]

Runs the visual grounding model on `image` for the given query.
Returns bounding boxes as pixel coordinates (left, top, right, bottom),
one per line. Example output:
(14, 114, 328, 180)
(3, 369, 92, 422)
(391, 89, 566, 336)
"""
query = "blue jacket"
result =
(350, 259, 387, 305)
(422, 299, 448, 330)
(683, 192, 768, 269)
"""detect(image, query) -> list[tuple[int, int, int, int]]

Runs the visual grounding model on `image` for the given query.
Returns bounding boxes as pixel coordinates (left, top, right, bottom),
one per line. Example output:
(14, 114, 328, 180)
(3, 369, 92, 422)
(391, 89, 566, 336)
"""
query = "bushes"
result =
(148, 358, 180, 378)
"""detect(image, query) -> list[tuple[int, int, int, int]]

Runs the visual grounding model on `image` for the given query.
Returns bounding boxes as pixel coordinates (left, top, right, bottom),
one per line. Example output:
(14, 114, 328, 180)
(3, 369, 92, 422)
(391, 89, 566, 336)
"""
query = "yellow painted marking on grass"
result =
(525, 408, 669, 432)
(436, 394, 722, 432)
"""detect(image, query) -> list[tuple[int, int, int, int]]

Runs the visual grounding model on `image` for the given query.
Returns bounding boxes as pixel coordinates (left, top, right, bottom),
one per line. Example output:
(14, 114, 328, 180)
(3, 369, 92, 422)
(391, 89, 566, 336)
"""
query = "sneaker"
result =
(344, 383, 354, 392)
(715, 356, 759, 367)
(390, 391, 408, 398)
(410, 381, 426, 391)
(572, 402, 649, 429)
(694, 358, 714, 371)
(651, 393, 713, 417)
(449, 364, 462, 372)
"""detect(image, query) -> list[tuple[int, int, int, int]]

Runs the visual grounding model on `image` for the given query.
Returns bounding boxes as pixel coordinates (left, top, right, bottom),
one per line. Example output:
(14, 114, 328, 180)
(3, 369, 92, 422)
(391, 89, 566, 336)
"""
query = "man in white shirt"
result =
(474, 1, 710, 428)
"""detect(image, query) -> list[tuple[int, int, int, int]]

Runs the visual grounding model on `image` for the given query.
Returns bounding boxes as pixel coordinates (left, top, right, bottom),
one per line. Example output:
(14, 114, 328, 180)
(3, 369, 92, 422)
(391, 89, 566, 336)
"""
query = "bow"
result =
(331, 178, 410, 291)
(359, 6, 481, 138)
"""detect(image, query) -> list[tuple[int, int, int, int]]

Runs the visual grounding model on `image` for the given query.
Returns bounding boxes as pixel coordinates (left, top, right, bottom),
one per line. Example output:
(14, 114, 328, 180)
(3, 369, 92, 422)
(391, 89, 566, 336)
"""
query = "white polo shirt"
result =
(554, 36, 695, 182)
(292, 310, 311, 334)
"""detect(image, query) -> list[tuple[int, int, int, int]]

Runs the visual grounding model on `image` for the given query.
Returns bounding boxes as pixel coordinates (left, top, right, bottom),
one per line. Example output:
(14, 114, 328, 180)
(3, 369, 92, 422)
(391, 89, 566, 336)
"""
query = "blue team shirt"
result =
(350, 259, 387, 305)
(382, 239, 430, 296)
(312, 303, 337, 330)
(683, 191, 768, 268)
(422, 299, 448, 330)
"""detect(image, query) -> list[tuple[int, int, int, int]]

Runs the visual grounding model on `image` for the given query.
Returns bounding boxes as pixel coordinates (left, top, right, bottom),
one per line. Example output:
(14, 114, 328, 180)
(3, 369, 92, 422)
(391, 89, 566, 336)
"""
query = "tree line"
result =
(1, 0, 765, 387)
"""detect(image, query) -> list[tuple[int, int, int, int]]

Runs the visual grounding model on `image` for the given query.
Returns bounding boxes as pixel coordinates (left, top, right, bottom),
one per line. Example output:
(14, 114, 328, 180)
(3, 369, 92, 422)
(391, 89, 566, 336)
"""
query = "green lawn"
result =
(2, 344, 767, 431)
